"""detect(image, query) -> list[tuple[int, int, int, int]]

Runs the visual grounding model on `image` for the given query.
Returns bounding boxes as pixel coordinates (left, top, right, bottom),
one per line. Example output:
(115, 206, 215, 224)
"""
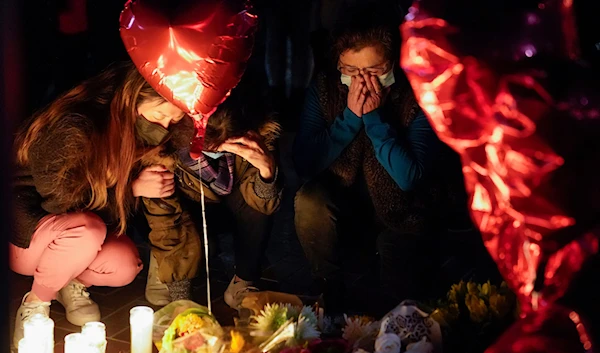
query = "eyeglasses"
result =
(337, 61, 390, 76)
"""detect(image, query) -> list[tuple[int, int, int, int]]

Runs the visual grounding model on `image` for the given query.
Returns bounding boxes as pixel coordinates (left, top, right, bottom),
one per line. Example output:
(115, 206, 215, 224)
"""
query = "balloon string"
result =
(200, 183, 212, 314)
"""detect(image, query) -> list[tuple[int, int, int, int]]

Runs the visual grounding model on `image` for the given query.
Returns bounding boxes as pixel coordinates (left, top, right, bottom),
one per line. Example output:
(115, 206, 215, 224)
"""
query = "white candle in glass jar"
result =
(130, 306, 154, 353)
(23, 313, 54, 353)
(64, 333, 85, 353)
(18, 338, 35, 353)
(82, 321, 107, 353)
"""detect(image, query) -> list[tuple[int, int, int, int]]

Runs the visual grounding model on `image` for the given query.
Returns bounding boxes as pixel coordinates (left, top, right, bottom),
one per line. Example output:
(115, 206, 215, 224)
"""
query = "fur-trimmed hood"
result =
(136, 113, 283, 204)
(168, 114, 281, 152)
(136, 114, 282, 170)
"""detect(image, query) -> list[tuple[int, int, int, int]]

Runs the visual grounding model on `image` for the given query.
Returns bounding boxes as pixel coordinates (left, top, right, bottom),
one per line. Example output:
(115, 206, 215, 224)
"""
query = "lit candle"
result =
(64, 333, 85, 353)
(130, 306, 154, 353)
(18, 338, 35, 353)
(23, 313, 54, 353)
(82, 322, 107, 353)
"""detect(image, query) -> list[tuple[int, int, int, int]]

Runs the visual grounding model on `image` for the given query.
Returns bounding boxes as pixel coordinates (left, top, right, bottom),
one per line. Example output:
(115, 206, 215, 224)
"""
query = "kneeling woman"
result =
(140, 87, 283, 309)
(11, 62, 188, 346)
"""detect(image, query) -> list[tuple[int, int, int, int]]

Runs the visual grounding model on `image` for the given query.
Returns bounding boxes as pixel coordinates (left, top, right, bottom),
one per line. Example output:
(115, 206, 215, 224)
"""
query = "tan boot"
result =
(56, 280, 100, 327)
(145, 254, 171, 306)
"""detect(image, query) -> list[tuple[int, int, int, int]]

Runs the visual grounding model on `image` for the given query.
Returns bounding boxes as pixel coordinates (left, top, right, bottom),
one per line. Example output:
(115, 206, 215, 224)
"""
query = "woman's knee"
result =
(98, 236, 142, 286)
(294, 180, 333, 217)
(111, 261, 141, 287)
(67, 212, 107, 246)
(294, 180, 339, 246)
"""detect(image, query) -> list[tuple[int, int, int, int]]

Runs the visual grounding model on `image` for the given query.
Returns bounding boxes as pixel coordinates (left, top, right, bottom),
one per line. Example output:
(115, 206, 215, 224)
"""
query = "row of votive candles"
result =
(18, 306, 155, 353)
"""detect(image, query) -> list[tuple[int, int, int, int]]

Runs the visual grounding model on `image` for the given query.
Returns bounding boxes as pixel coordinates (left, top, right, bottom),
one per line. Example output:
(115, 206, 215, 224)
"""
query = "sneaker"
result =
(56, 280, 100, 326)
(223, 276, 259, 309)
(13, 292, 51, 348)
(145, 254, 171, 306)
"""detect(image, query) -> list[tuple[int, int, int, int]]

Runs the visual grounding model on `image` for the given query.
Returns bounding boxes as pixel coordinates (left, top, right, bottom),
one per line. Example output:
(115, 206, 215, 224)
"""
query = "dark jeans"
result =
(294, 175, 438, 301)
(182, 187, 273, 282)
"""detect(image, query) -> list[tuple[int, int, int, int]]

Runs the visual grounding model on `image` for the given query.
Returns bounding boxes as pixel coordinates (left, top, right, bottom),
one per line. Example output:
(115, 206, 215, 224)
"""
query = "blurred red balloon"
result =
(120, 0, 257, 155)
(486, 304, 593, 353)
(400, 0, 600, 351)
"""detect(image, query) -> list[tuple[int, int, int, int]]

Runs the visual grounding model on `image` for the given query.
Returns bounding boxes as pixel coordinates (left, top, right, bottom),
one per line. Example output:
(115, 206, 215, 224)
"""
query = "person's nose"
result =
(159, 119, 170, 129)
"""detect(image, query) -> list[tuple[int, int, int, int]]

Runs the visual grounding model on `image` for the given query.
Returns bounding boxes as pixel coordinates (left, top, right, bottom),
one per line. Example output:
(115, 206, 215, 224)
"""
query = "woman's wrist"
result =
(259, 162, 275, 182)
(254, 166, 280, 199)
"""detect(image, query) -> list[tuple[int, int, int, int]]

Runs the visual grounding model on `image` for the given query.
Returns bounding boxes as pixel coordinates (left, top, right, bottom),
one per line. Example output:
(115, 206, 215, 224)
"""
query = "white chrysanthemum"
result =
(342, 315, 378, 345)
(287, 314, 320, 346)
(322, 316, 334, 334)
(251, 303, 290, 335)
(283, 304, 300, 319)
(282, 304, 318, 326)
(301, 306, 318, 326)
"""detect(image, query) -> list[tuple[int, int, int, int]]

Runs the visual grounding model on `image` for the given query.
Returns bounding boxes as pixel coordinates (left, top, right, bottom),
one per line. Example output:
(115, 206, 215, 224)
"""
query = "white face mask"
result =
(340, 70, 396, 88)
(377, 70, 396, 88)
(340, 74, 353, 87)
(202, 151, 225, 159)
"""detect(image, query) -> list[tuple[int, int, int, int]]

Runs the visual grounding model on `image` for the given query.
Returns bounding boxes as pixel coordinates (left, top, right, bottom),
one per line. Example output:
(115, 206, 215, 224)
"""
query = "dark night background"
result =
(1, 0, 599, 352)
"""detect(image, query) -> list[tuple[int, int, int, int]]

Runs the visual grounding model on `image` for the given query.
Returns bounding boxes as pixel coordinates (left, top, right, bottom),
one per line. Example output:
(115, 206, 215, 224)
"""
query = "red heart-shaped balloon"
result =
(120, 0, 257, 154)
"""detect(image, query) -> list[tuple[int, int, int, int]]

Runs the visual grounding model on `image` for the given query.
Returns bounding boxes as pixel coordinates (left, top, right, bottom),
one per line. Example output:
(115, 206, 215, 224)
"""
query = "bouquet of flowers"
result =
(249, 303, 321, 352)
(341, 315, 378, 350)
(427, 280, 517, 353)
(216, 328, 263, 353)
(342, 302, 442, 353)
(153, 301, 224, 353)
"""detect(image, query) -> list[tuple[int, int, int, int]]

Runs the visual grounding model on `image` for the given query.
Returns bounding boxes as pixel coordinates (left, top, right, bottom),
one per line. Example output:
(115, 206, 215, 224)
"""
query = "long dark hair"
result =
(15, 62, 166, 234)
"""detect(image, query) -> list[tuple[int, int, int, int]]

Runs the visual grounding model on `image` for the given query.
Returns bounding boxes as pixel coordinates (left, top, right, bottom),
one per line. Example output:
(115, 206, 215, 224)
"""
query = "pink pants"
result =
(9, 212, 143, 302)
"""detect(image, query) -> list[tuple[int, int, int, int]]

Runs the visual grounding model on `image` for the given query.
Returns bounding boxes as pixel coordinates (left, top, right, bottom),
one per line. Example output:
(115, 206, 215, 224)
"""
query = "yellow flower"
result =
(489, 294, 510, 318)
(499, 281, 511, 294)
(448, 281, 467, 303)
(467, 281, 479, 295)
(349, 315, 376, 325)
(465, 294, 488, 323)
(480, 283, 488, 296)
(447, 303, 460, 321)
(430, 309, 449, 327)
(230, 330, 245, 353)
(177, 313, 205, 336)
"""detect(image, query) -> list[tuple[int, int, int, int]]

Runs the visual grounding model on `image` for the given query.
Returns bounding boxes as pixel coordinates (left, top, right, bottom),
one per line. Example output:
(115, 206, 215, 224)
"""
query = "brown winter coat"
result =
(136, 115, 283, 283)
(11, 114, 283, 288)
(12, 114, 122, 249)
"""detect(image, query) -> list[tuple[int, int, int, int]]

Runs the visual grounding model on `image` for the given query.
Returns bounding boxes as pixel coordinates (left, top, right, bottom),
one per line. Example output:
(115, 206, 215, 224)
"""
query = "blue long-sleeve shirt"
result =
(293, 83, 440, 191)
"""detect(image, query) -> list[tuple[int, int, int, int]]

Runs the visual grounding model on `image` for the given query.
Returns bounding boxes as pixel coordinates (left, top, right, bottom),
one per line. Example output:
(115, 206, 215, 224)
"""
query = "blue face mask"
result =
(202, 151, 225, 159)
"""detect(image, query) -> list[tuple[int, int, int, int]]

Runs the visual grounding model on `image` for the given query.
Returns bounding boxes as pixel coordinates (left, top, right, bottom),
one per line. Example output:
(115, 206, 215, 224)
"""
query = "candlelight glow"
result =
(23, 314, 54, 353)
(65, 333, 85, 353)
(82, 321, 107, 353)
(130, 306, 154, 353)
